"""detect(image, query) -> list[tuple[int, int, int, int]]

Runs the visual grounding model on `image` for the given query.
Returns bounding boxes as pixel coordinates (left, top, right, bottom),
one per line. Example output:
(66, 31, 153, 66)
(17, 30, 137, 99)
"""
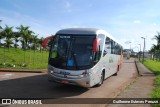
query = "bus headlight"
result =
(79, 70, 90, 77)
(79, 75, 84, 78)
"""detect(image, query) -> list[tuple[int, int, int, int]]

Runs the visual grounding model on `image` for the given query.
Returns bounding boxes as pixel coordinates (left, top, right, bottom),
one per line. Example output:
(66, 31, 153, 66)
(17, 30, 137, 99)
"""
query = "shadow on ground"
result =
(0, 74, 88, 98)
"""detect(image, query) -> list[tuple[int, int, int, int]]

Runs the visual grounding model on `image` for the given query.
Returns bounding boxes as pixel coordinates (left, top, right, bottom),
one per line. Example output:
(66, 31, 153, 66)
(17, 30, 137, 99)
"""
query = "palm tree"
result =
(0, 33, 4, 47)
(154, 32, 160, 50)
(1, 25, 14, 49)
(28, 34, 33, 48)
(39, 37, 44, 52)
(16, 25, 32, 50)
(38, 37, 44, 63)
(16, 25, 31, 65)
(13, 32, 20, 48)
(150, 44, 158, 60)
(32, 35, 39, 50)
(154, 32, 160, 61)
(32, 35, 39, 64)
(0, 20, 3, 47)
(151, 32, 160, 61)
(154, 32, 160, 46)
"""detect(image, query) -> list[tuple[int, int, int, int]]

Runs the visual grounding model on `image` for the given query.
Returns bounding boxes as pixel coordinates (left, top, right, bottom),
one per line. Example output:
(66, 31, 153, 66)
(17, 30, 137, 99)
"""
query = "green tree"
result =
(0, 20, 3, 47)
(39, 37, 44, 52)
(32, 35, 39, 64)
(154, 32, 160, 61)
(13, 32, 20, 48)
(1, 25, 14, 49)
(16, 25, 34, 49)
(150, 44, 158, 60)
(16, 25, 32, 64)
(154, 32, 160, 48)
(0, 32, 4, 47)
(150, 32, 160, 61)
(32, 35, 39, 50)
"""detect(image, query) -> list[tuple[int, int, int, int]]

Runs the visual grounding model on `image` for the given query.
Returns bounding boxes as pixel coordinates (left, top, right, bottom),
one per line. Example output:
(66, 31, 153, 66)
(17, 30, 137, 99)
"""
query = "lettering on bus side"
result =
(109, 57, 114, 63)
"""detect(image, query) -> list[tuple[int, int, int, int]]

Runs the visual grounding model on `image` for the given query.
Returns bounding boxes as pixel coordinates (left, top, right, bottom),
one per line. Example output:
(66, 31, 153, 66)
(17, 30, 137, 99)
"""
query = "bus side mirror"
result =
(92, 38, 99, 52)
(42, 36, 55, 48)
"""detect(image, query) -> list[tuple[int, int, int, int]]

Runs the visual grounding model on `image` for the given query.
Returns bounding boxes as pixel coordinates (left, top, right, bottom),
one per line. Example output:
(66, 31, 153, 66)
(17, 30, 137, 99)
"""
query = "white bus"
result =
(43, 28, 123, 88)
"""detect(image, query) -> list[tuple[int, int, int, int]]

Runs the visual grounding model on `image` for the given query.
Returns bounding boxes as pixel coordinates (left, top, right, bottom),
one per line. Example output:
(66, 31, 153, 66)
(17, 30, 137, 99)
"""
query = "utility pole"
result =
(129, 41, 131, 50)
(138, 44, 141, 61)
(141, 37, 145, 63)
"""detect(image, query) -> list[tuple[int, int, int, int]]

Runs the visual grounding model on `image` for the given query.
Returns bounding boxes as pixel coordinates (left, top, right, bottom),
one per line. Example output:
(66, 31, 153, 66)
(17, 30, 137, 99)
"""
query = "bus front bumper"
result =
(48, 74, 92, 88)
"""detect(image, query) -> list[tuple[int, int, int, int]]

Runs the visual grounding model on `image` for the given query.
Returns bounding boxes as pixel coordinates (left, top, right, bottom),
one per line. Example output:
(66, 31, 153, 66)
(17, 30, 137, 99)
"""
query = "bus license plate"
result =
(61, 80, 69, 84)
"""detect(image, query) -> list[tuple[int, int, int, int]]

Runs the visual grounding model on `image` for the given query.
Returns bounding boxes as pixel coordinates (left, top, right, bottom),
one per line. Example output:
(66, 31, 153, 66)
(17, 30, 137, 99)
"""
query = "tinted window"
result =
(104, 37, 111, 54)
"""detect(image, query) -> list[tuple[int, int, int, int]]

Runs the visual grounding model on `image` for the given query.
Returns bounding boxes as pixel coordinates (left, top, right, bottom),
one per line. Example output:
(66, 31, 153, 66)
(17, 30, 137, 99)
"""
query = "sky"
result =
(0, 0, 160, 52)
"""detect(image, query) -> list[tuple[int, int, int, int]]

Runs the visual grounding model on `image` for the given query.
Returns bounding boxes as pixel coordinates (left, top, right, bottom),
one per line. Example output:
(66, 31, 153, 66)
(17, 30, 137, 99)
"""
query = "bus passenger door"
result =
(96, 34, 105, 80)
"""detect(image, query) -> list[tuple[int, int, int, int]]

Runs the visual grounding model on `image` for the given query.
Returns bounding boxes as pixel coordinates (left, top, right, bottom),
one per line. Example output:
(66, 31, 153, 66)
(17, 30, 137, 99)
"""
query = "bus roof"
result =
(56, 28, 123, 46)
(56, 28, 98, 35)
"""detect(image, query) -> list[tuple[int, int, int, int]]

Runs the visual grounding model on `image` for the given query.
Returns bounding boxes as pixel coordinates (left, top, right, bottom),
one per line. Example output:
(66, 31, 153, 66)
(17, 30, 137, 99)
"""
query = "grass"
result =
(143, 59, 160, 107)
(143, 59, 160, 75)
(0, 47, 49, 69)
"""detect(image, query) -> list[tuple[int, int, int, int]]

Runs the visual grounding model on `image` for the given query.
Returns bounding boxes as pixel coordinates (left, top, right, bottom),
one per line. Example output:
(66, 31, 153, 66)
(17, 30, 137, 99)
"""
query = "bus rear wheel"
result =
(113, 65, 119, 76)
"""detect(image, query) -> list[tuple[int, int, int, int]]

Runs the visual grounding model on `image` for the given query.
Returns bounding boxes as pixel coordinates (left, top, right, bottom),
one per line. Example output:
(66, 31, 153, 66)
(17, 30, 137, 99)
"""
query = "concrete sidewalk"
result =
(107, 59, 156, 107)
(135, 60, 155, 76)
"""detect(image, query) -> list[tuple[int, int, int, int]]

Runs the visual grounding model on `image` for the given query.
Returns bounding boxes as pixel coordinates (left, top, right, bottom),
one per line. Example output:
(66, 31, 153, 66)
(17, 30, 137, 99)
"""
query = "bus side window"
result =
(111, 40, 115, 54)
(93, 45, 101, 62)
(115, 43, 120, 55)
(121, 46, 123, 54)
(104, 37, 111, 55)
(93, 34, 105, 62)
(118, 44, 121, 55)
(50, 37, 58, 58)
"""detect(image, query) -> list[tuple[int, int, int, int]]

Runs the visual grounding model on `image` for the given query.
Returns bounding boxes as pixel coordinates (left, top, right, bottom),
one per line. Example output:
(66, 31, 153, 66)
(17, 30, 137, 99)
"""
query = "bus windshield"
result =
(49, 35, 95, 70)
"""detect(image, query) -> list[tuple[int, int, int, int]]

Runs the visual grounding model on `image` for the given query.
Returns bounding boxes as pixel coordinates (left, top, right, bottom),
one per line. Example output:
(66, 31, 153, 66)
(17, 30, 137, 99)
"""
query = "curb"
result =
(135, 59, 141, 76)
(134, 59, 155, 76)
(0, 69, 47, 73)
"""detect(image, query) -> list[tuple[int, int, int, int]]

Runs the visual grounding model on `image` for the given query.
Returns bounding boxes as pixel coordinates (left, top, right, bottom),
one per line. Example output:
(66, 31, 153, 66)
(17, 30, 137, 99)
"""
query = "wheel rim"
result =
(100, 73, 103, 84)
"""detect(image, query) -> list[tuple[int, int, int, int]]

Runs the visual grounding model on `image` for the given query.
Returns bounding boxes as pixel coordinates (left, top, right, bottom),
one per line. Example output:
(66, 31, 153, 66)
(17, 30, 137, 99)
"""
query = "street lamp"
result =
(134, 46, 139, 59)
(141, 37, 146, 63)
(128, 41, 131, 51)
(138, 44, 141, 61)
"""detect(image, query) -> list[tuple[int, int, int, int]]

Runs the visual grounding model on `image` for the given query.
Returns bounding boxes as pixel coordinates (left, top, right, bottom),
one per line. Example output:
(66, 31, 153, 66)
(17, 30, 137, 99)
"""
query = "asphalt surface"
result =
(0, 58, 138, 106)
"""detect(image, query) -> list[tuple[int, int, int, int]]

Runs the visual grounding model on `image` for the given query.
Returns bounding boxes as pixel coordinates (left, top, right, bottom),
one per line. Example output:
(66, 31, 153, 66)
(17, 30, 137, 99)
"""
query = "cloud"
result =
(133, 20, 141, 24)
(0, 8, 56, 37)
(64, 1, 72, 12)
(116, 24, 160, 51)
(153, 23, 157, 26)
(65, 1, 71, 8)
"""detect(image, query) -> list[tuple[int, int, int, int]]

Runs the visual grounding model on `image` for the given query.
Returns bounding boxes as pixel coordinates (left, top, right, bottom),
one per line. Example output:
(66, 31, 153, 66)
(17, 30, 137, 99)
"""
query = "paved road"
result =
(0, 58, 137, 106)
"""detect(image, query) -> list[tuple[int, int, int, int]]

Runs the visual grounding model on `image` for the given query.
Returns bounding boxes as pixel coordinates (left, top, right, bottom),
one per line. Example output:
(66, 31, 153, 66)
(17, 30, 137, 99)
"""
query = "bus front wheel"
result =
(97, 71, 104, 86)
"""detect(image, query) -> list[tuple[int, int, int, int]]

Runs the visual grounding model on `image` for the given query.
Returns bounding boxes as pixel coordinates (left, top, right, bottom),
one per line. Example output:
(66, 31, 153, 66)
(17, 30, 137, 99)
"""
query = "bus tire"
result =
(97, 71, 104, 86)
(113, 72, 117, 76)
(113, 65, 119, 76)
